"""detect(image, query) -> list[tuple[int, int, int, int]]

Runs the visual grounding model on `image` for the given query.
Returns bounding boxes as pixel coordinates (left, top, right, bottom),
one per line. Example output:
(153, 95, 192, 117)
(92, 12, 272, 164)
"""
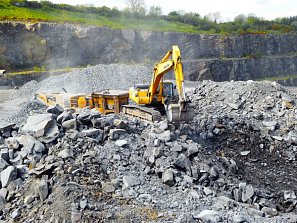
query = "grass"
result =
(1, 1, 296, 34)
(6, 67, 79, 77)
(1, 0, 296, 35)
(0, 2, 201, 33)
(257, 74, 297, 81)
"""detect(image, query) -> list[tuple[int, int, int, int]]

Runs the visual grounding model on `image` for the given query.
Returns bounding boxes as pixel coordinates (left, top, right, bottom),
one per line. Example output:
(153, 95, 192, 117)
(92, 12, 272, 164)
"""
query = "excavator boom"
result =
(165, 46, 194, 122)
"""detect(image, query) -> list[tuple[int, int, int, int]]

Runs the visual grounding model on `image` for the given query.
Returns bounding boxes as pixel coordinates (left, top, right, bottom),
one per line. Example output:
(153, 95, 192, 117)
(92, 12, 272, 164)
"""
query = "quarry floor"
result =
(0, 88, 19, 124)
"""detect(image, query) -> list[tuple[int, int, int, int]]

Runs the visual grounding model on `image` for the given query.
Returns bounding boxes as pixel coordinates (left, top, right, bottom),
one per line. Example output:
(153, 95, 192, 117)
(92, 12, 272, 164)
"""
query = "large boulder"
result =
(162, 169, 175, 186)
(21, 114, 59, 143)
(1, 166, 17, 188)
(5, 137, 20, 150)
(0, 158, 9, 171)
(122, 176, 140, 189)
(46, 104, 64, 115)
(62, 119, 77, 130)
(193, 210, 222, 222)
(17, 134, 35, 154)
(21, 114, 54, 138)
(109, 129, 127, 140)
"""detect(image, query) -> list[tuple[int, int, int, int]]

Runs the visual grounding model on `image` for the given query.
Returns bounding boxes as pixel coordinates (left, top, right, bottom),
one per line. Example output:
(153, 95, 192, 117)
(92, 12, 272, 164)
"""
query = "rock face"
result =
(1, 22, 297, 82)
(188, 56, 297, 82)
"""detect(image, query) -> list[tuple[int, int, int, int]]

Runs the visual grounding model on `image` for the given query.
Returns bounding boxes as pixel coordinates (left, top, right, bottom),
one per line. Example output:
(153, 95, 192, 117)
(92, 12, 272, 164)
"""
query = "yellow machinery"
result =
(123, 45, 195, 122)
(36, 46, 194, 122)
(36, 89, 129, 115)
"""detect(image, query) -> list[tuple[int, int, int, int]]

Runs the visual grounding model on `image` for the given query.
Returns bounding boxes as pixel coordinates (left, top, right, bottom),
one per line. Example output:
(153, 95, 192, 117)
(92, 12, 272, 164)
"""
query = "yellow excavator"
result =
(122, 45, 195, 122)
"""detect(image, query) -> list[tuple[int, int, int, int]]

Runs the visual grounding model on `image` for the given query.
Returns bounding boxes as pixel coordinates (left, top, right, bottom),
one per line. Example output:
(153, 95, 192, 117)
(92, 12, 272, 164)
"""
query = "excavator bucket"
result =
(166, 102, 195, 122)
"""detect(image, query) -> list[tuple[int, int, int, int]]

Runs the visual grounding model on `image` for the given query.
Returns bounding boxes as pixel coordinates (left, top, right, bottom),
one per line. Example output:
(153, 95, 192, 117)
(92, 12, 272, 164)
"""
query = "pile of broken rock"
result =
(1, 80, 297, 222)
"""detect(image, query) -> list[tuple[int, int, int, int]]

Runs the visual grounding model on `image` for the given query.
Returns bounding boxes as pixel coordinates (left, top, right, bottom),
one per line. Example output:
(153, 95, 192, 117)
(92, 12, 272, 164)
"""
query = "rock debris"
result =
(0, 65, 297, 222)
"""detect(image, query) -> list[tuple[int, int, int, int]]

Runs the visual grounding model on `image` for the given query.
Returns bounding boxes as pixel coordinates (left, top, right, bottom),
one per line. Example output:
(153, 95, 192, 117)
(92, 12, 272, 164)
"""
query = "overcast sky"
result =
(49, 0, 297, 21)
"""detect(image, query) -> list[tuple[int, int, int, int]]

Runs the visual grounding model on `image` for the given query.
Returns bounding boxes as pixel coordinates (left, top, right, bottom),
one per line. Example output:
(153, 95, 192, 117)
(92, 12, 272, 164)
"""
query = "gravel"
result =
(37, 64, 151, 94)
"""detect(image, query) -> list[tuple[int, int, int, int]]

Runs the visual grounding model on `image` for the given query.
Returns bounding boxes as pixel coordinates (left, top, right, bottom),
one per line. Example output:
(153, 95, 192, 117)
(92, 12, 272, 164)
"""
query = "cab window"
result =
(163, 83, 173, 97)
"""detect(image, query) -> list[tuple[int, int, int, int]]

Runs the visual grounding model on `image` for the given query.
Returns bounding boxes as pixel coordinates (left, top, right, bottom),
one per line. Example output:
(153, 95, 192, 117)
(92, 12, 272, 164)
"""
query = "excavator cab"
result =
(162, 82, 174, 97)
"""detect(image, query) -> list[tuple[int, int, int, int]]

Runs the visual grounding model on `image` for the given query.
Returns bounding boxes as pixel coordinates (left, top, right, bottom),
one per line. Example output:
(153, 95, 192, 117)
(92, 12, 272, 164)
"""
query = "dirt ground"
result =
(0, 88, 17, 121)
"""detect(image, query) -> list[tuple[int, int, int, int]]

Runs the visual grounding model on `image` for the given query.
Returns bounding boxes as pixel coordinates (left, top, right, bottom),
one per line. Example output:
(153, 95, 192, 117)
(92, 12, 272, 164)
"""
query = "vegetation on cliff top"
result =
(0, 0, 297, 34)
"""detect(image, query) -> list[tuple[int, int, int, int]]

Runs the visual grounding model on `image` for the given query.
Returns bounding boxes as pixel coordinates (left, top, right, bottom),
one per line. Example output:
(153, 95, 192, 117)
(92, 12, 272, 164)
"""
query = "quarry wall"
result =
(1, 22, 297, 81)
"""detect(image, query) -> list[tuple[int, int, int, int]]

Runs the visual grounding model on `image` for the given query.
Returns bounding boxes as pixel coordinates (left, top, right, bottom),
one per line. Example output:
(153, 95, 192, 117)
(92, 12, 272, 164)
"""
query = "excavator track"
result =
(122, 105, 162, 122)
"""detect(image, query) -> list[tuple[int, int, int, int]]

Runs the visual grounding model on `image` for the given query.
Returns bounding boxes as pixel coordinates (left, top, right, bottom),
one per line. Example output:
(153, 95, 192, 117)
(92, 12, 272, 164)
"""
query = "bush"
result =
(33, 66, 46, 72)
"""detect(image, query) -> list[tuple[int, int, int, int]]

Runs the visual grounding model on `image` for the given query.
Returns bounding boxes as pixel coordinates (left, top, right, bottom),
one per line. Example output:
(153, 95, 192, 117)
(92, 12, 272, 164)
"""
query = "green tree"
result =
(148, 6, 162, 18)
(291, 21, 297, 30)
(126, 0, 146, 17)
(110, 7, 121, 17)
(39, 1, 54, 9)
(246, 15, 261, 25)
(205, 12, 221, 23)
(182, 12, 201, 26)
(234, 14, 247, 24)
(10, 0, 27, 7)
(166, 11, 183, 22)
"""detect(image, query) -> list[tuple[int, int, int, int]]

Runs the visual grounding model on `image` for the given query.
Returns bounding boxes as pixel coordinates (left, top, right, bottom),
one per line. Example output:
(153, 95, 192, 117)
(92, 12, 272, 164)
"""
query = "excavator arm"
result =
(148, 59, 174, 103)
(172, 45, 186, 103)
(167, 46, 194, 122)
(148, 46, 185, 103)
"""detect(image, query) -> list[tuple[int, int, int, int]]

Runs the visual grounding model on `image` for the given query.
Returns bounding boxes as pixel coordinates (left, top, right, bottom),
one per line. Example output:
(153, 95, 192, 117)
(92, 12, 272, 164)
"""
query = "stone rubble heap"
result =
(188, 80, 297, 193)
(0, 79, 297, 222)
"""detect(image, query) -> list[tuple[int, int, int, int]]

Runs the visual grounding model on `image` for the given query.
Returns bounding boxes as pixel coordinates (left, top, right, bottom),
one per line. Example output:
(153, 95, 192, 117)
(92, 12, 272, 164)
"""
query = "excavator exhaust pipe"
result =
(166, 102, 195, 122)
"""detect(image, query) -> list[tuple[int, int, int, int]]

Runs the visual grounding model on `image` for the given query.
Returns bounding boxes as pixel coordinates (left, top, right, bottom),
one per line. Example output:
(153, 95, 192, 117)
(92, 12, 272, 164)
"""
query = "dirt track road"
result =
(0, 88, 14, 102)
(0, 88, 24, 125)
